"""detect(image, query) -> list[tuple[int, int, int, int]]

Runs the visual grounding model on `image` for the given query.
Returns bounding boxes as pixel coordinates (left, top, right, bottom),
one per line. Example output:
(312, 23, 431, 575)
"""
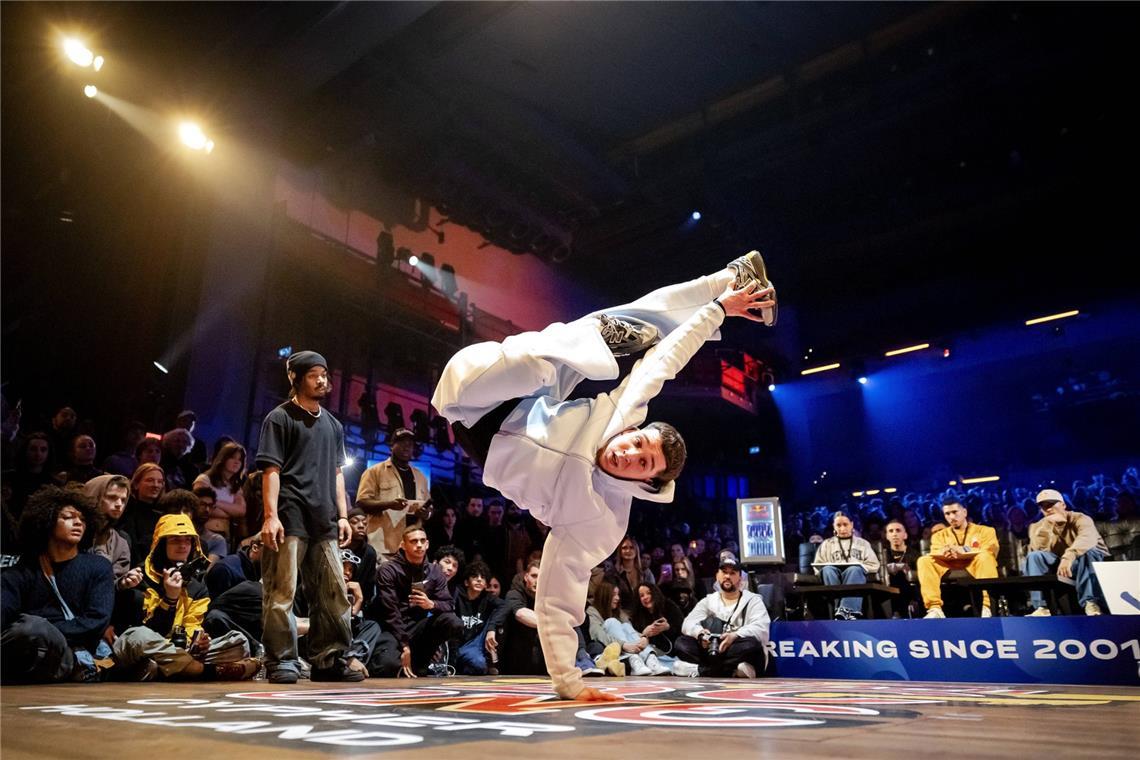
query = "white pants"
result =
(432, 270, 731, 427)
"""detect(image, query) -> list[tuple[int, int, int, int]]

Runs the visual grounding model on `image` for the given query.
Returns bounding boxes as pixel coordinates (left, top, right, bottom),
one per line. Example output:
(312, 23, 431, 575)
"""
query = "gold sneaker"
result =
(726, 249, 778, 326)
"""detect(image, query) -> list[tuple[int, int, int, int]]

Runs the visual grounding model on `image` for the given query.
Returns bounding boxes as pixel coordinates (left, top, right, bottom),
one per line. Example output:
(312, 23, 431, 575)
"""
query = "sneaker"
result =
(311, 659, 367, 682)
(734, 662, 757, 679)
(980, 606, 993, 618)
(924, 606, 946, 619)
(1026, 607, 1051, 617)
(726, 249, 778, 326)
(834, 608, 855, 621)
(644, 652, 671, 676)
(213, 657, 261, 681)
(671, 659, 700, 678)
(1084, 601, 1103, 616)
(627, 653, 652, 676)
(597, 314, 660, 357)
(267, 667, 299, 684)
(582, 666, 606, 677)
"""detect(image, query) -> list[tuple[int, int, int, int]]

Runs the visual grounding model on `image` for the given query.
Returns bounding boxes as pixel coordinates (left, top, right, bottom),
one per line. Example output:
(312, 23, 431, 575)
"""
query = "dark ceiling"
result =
(5, 2, 1138, 375)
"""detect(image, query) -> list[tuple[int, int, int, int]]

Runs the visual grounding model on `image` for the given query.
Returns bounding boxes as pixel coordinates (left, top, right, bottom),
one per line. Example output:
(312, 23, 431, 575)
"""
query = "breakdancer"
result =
(431, 251, 776, 701)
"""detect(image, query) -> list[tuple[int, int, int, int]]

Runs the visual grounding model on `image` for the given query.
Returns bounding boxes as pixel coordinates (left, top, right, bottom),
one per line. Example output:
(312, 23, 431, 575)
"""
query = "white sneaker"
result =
(924, 607, 946, 619)
(1027, 607, 1051, 617)
(1084, 601, 1103, 616)
(627, 653, 652, 676)
(581, 666, 605, 677)
(644, 652, 671, 676)
(672, 659, 700, 677)
(980, 606, 993, 618)
(734, 662, 757, 679)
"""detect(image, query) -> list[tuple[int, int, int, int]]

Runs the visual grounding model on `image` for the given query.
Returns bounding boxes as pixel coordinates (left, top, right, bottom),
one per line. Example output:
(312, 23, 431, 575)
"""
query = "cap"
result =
(347, 507, 366, 519)
(391, 427, 415, 441)
(1035, 488, 1064, 505)
(718, 550, 740, 570)
(286, 350, 328, 380)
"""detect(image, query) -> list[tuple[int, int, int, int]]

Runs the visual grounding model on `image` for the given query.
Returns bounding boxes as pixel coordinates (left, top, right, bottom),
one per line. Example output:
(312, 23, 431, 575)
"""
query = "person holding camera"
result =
(673, 551, 769, 678)
(374, 525, 463, 677)
(111, 512, 258, 680)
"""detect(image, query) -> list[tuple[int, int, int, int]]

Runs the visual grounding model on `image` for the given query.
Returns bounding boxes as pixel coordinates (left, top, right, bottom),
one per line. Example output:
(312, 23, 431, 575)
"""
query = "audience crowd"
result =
(1, 398, 1135, 685)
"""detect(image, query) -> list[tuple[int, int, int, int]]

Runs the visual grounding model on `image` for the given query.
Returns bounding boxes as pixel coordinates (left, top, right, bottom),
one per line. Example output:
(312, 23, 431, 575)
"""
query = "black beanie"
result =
(286, 350, 328, 383)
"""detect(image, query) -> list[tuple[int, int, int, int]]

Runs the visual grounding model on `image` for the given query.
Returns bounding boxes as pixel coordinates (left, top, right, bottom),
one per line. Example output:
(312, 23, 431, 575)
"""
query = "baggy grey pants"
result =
(261, 536, 352, 672)
(113, 626, 196, 677)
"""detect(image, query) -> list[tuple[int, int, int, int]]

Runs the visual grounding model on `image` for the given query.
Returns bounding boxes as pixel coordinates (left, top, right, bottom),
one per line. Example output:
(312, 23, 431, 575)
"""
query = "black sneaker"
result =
(267, 667, 299, 684)
(726, 249, 778, 326)
(311, 660, 366, 682)
(597, 314, 659, 357)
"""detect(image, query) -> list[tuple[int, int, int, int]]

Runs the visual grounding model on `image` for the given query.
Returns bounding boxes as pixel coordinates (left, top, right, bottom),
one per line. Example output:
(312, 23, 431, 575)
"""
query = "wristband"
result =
(712, 299, 726, 315)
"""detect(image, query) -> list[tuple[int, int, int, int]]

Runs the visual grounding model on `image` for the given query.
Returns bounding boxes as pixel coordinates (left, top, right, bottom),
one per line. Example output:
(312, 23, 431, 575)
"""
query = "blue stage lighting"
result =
(858, 376, 868, 385)
(691, 211, 701, 221)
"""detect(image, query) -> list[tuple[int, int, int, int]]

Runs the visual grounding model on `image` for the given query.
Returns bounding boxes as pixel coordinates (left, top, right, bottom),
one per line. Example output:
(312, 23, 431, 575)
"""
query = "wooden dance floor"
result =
(3, 677, 1139, 759)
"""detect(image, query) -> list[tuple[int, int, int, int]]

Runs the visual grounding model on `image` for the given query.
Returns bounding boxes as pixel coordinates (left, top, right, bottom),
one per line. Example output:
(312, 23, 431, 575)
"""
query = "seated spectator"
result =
(205, 535, 262, 598)
(192, 442, 247, 545)
(175, 410, 209, 472)
(160, 428, 197, 491)
(487, 575, 503, 598)
(344, 508, 378, 609)
(428, 506, 459, 552)
(813, 510, 881, 620)
(56, 434, 103, 485)
(456, 496, 487, 563)
(673, 551, 769, 678)
(881, 518, 919, 618)
(606, 535, 655, 616)
(919, 497, 999, 618)
(501, 559, 546, 676)
(1025, 489, 1110, 616)
(1, 486, 114, 683)
(7, 432, 56, 517)
(118, 463, 167, 566)
(630, 582, 684, 658)
(136, 437, 163, 467)
(662, 559, 698, 615)
(184, 487, 228, 562)
(374, 526, 462, 676)
(112, 513, 257, 680)
(453, 560, 509, 675)
(585, 580, 645, 676)
(83, 474, 131, 581)
(434, 544, 464, 597)
(101, 421, 148, 477)
(340, 548, 397, 678)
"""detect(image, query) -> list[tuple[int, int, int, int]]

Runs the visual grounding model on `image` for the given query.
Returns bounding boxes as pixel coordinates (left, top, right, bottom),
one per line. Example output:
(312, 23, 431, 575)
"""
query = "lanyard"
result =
(836, 537, 853, 562)
(951, 525, 970, 548)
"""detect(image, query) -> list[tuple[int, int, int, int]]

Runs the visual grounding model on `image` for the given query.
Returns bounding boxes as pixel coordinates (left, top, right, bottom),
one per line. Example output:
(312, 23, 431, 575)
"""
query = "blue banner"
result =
(769, 616, 1140, 686)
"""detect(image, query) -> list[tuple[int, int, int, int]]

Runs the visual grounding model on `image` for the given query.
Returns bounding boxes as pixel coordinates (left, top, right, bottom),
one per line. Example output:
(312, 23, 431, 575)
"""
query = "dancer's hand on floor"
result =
(576, 687, 622, 702)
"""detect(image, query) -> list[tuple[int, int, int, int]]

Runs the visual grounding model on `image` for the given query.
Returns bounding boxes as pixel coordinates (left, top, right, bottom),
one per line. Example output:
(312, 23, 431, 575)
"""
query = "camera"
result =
(175, 555, 210, 582)
(707, 634, 722, 655)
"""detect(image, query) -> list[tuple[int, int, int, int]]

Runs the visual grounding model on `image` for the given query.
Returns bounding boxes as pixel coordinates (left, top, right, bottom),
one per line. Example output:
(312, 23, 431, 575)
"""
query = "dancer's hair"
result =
(644, 421, 686, 483)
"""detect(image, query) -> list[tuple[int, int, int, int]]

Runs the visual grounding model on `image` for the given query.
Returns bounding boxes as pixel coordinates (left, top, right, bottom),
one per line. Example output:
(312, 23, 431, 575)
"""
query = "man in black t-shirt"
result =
(256, 350, 360, 684)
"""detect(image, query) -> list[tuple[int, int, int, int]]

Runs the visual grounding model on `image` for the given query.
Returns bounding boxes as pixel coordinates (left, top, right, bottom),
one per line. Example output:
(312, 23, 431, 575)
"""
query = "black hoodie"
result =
(373, 549, 454, 647)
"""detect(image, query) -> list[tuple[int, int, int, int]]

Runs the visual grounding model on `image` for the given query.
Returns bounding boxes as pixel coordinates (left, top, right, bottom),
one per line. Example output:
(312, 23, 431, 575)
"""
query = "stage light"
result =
(852, 491, 864, 497)
(343, 456, 355, 468)
(84, 85, 97, 98)
(410, 409, 431, 443)
(748, 446, 761, 455)
(857, 376, 868, 385)
(178, 121, 214, 152)
(691, 211, 702, 221)
(961, 475, 1000, 484)
(885, 342, 930, 357)
(408, 255, 420, 266)
(949, 480, 958, 486)
(383, 401, 405, 434)
(277, 345, 293, 359)
(93, 55, 105, 72)
(884, 487, 897, 493)
(767, 383, 776, 392)
(153, 361, 169, 374)
(865, 489, 881, 495)
(63, 38, 94, 67)
(801, 362, 840, 376)
(1025, 310, 1079, 326)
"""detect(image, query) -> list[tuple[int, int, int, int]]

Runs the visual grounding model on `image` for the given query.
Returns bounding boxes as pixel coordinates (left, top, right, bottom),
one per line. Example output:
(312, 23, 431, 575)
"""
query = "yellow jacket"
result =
(141, 513, 210, 639)
(929, 522, 999, 563)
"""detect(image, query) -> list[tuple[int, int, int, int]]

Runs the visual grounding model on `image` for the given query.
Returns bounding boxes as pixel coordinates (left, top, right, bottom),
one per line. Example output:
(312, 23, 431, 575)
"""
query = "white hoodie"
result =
(484, 301, 725, 698)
